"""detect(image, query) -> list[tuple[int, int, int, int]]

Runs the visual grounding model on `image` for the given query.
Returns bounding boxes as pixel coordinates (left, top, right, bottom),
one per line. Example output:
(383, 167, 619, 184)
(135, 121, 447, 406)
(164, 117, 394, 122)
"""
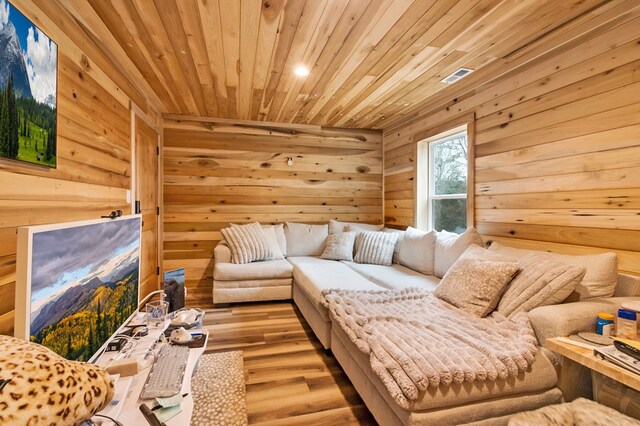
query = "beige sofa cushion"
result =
(341, 261, 440, 291)
(488, 242, 618, 301)
(288, 256, 382, 320)
(398, 227, 436, 275)
(214, 259, 293, 281)
(329, 219, 384, 234)
(285, 222, 328, 256)
(435, 257, 520, 317)
(434, 227, 484, 278)
(498, 254, 586, 317)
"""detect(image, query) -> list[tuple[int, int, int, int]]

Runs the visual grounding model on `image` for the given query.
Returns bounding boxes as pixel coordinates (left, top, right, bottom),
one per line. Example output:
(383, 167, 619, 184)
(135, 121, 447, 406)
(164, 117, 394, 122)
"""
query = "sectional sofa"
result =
(213, 221, 640, 425)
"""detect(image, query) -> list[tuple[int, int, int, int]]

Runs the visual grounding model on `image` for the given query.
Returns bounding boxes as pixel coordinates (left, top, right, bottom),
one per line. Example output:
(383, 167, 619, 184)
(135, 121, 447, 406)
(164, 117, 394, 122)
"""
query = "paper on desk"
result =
(155, 393, 184, 408)
(155, 405, 182, 422)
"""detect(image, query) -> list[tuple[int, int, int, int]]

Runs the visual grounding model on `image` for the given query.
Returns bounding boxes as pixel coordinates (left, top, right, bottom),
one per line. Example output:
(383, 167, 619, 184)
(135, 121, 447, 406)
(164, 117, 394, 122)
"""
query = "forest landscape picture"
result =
(0, 0, 57, 167)
(29, 219, 140, 361)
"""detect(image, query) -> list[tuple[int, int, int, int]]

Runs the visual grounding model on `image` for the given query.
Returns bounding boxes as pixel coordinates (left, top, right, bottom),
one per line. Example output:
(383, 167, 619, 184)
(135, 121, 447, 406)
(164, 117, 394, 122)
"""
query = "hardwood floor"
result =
(191, 299, 376, 425)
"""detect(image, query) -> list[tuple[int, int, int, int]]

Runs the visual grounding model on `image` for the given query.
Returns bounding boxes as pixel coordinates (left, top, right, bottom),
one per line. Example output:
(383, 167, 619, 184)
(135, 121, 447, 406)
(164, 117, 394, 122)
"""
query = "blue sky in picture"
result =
(1, 0, 57, 104)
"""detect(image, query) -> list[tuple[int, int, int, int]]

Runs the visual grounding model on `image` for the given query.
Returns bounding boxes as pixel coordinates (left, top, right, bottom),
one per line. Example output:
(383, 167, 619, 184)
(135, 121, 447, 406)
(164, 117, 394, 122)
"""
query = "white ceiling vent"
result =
(440, 67, 474, 84)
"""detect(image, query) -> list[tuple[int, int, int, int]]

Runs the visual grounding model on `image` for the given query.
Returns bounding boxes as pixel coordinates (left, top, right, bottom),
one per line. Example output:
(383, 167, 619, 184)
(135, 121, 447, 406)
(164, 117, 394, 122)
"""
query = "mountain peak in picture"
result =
(0, 21, 32, 99)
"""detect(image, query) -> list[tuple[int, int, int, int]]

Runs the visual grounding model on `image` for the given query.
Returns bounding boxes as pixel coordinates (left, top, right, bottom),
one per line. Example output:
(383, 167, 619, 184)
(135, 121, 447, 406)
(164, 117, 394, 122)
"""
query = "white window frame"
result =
(416, 125, 469, 232)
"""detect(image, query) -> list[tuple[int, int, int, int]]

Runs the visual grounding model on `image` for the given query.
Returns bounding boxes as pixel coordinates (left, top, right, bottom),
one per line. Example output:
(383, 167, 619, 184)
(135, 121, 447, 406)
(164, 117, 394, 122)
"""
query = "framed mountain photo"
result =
(0, 0, 57, 168)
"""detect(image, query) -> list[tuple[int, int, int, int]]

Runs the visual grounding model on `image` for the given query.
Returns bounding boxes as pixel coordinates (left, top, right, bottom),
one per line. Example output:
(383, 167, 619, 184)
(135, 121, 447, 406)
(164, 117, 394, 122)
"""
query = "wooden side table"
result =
(545, 338, 640, 392)
(545, 338, 640, 419)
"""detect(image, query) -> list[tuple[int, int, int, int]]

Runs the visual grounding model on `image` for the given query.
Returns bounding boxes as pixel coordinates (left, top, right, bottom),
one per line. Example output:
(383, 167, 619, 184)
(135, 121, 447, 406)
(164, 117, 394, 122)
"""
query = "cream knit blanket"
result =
(323, 288, 539, 409)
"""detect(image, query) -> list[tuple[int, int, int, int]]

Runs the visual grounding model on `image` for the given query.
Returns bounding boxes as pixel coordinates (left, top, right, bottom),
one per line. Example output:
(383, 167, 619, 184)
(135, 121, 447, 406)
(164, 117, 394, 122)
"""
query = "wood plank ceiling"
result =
(56, 0, 614, 129)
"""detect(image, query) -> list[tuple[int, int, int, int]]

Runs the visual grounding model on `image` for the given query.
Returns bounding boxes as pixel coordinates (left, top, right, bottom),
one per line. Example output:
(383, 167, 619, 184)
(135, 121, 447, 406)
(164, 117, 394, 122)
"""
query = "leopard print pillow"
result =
(0, 335, 114, 426)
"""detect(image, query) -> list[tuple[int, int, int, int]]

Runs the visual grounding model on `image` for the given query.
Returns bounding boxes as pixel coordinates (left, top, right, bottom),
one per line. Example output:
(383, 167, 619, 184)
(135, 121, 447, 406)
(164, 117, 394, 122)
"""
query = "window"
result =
(417, 127, 468, 233)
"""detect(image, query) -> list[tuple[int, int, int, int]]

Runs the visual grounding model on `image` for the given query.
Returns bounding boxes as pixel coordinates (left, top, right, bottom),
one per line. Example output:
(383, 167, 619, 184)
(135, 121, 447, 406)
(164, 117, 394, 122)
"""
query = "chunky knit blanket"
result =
(323, 288, 538, 409)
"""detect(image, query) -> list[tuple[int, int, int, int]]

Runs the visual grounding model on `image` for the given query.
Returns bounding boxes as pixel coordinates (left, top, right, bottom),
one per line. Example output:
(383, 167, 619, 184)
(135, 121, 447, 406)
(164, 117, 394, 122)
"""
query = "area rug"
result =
(190, 351, 247, 426)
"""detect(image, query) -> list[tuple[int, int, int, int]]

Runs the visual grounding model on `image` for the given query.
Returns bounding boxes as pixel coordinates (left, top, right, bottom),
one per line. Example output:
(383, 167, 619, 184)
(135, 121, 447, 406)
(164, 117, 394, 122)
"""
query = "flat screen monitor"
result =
(15, 215, 141, 363)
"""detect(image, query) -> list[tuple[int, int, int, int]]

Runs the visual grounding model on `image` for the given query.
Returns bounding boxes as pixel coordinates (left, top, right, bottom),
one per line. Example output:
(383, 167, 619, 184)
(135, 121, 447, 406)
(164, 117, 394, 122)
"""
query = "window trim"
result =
(416, 124, 470, 232)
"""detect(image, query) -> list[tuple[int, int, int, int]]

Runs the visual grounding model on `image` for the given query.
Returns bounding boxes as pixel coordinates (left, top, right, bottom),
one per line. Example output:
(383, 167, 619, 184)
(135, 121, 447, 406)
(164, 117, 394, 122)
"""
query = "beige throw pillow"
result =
(435, 257, 520, 317)
(498, 253, 586, 317)
(221, 222, 274, 264)
(354, 231, 398, 266)
(434, 227, 484, 278)
(285, 222, 329, 256)
(488, 242, 618, 301)
(397, 226, 436, 275)
(321, 232, 356, 261)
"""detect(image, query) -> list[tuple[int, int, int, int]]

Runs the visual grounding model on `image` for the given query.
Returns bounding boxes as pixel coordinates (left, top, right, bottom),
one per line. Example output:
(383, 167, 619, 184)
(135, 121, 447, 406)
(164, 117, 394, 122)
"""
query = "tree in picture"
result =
(0, 0, 57, 167)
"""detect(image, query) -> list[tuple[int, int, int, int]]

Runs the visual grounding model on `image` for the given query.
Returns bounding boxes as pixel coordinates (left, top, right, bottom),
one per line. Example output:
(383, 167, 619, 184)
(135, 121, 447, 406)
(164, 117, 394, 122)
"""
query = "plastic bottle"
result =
(617, 309, 638, 340)
(596, 312, 614, 336)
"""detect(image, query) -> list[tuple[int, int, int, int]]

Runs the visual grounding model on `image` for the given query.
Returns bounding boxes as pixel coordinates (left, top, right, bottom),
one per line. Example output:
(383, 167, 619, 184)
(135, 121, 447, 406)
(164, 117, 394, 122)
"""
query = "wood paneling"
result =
(163, 116, 382, 301)
(196, 300, 374, 425)
(0, 0, 159, 335)
(50, 0, 610, 128)
(383, 2, 640, 276)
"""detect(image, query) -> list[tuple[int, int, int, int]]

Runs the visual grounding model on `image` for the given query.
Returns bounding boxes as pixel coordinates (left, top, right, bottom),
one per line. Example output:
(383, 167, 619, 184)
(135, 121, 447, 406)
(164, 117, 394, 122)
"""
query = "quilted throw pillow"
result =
(354, 231, 398, 266)
(221, 222, 275, 264)
(498, 253, 586, 317)
(321, 231, 356, 261)
(435, 257, 520, 317)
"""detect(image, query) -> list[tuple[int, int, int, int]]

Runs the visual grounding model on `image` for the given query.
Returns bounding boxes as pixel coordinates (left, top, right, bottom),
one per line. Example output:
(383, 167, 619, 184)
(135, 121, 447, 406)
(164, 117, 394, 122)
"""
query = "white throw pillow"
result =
(488, 242, 618, 301)
(434, 227, 484, 278)
(261, 226, 285, 260)
(354, 231, 398, 266)
(221, 222, 274, 264)
(321, 232, 356, 261)
(397, 227, 436, 275)
(285, 222, 329, 256)
(383, 228, 405, 264)
(261, 224, 287, 257)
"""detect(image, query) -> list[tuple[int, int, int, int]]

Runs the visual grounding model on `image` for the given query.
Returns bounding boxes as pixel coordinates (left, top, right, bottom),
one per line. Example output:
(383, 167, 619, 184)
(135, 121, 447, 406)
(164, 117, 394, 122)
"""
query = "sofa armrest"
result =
(214, 241, 232, 264)
(528, 297, 639, 345)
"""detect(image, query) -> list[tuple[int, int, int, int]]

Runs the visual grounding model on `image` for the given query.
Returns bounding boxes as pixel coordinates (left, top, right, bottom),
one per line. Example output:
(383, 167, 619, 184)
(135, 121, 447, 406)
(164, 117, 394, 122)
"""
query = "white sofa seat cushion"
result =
(288, 256, 383, 320)
(214, 259, 293, 281)
(341, 261, 440, 291)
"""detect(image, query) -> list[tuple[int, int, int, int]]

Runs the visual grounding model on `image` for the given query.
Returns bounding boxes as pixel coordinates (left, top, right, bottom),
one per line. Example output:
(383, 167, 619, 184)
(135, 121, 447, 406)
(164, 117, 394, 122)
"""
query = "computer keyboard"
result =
(140, 344, 190, 399)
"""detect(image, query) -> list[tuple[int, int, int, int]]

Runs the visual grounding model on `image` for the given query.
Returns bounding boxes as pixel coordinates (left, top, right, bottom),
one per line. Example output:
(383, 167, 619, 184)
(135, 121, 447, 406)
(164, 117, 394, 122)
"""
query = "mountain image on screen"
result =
(30, 258, 139, 361)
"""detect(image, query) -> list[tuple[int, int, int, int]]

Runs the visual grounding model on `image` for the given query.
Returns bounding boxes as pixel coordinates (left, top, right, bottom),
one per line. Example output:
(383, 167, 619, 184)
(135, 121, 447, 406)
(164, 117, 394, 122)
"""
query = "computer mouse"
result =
(132, 326, 148, 337)
(170, 327, 192, 344)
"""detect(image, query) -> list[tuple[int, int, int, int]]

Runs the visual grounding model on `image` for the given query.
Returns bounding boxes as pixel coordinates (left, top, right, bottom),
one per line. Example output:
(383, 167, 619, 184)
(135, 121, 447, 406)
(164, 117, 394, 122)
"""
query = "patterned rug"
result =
(190, 351, 247, 426)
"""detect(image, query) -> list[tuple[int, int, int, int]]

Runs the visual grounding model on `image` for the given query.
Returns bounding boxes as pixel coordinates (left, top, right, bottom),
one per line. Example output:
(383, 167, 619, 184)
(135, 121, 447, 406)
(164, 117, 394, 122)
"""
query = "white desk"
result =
(95, 315, 208, 425)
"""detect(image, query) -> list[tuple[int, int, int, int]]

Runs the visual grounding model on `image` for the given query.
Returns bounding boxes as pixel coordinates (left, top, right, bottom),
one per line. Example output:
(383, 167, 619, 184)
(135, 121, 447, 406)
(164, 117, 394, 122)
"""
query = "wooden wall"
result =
(383, 6, 640, 277)
(0, 0, 159, 335)
(162, 115, 382, 302)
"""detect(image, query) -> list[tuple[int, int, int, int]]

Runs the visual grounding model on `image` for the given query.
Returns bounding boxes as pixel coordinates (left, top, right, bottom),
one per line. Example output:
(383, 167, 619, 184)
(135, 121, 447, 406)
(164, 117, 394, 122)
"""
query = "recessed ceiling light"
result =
(294, 66, 310, 77)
